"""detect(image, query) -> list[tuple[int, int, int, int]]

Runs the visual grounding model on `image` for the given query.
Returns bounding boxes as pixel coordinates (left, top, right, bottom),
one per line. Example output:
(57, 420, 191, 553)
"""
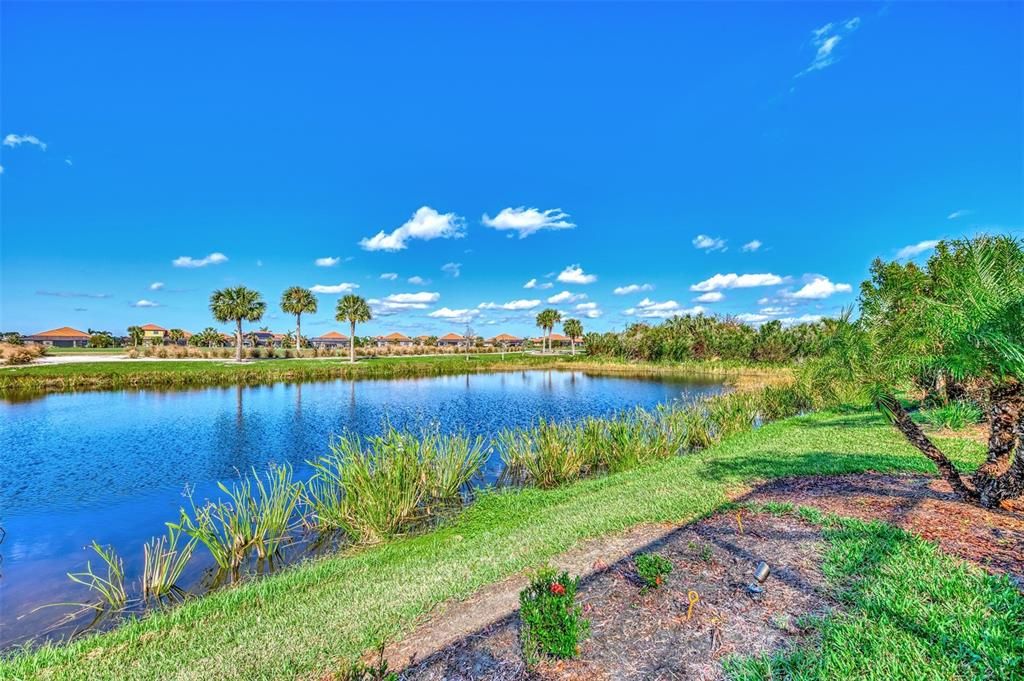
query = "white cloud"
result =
(524, 278, 553, 290)
(547, 290, 586, 304)
(3, 133, 47, 150)
(369, 291, 441, 315)
(690, 273, 784, 292)
(695, 291, 724, 303)
(575, 302, 603, 319)
(310, 282, 360, 294)
(478, 299, 541, 311)
(613, 283, 654, 295)
(947, 210, 970, 220)
(385, 292, 440, 304)
(0, 164, 4, 174)
(131, 299, 160, 308)
(693, 234, 727, 252)
(787, 276, 852, 299)
(736, 313, 770, 324)
(428, 307, 480, 323)
(760, 306, 794, 316)
(441, 262, 461, 278)
(797, 17, 860, 76)
(315, 256, 341, 267)
(625, 298, 706, 319)
(172, 252, 228, 268)
(741, 240, 762, 252)
(359, 206, 465, 251)
(556, 264, 597, 284)
(481, 207, 575, 238)
(408, 275, 429, 285)
(524, 278, 538, 289)
(780, 314, 825, 325)
(149, 282, 164, 291)
(896, 240, 940, 259)
(380, 272, 399, 281)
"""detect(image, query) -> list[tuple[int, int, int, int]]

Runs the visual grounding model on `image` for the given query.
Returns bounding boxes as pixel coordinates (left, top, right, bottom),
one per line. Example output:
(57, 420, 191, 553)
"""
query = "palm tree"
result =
(209, 286, 267, 362)
(197, 326, 221, 347)
(335, 294, 372, 363)
(280, 286, 318, 354)
(127, 325, 143, 348)
(168, 329, 185, 346)
(535, 308, 561, 353)
(563, 318, 583, 356)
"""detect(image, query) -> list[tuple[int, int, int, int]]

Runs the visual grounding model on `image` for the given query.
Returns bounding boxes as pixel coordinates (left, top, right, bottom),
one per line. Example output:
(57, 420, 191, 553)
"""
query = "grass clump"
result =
(519, 566, 589, 665)
(141, 525, 197, 604)
(634, 552, 673, 591)
(914, 400, 985, 431)
(66, 542, 127, 613)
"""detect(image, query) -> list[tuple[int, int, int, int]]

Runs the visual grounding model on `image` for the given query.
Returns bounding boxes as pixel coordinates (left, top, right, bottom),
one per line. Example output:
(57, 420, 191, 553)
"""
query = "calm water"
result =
(0, 370, 723, 647)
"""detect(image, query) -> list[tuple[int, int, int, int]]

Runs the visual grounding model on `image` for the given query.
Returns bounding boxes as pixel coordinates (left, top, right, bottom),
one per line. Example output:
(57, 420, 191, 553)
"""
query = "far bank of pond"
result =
(0, 369, 726, 648)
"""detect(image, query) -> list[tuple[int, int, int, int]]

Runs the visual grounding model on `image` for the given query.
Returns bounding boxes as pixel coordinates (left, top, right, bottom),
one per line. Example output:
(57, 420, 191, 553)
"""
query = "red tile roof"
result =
(438, 333, 464, 341)
(140, 324, 166, 331)
(29, 326, 90, 339)
(317, 331, 349, 340)
(379, 332, 413, 341)
(488, 333, 522, 342)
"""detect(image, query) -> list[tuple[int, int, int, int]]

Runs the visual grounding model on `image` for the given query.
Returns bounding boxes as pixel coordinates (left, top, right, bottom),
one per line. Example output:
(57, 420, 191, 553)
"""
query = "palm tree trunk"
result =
(972, 382, 1024, 507)
(571, 338, 576, 356)
(888, 398, 977, 502)
(296, 315, 301, 357)
(235, 320, 243, 362)
(349, 321, 356, 363)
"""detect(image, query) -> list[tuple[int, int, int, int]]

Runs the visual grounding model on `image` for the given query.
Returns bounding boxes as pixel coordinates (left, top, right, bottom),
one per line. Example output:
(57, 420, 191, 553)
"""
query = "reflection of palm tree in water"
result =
(235, 384, 244, 430)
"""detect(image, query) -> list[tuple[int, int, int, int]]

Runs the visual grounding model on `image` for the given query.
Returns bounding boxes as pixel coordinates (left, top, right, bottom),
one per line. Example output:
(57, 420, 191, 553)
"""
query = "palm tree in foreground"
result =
(336, 294, 372, 363)
(280, 286, 318, 354)
(210, 286, 267, 362)
(563, 318, 583, 356)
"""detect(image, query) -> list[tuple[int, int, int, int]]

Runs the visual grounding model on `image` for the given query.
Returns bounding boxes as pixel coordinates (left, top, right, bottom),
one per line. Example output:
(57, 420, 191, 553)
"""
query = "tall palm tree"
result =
(563, 318, 583, 356)
(209, 286, 267, 362)
(537, 308, 561, 353)
(535, 311, 548, 353)
(335, 294, 372, 363)
(127, 325, 143, 348)
(280, 286, 318, 354)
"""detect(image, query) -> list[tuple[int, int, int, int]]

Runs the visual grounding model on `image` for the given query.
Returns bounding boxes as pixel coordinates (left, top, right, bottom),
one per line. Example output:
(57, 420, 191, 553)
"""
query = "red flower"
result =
(550, 582, 566, 596)
(655, 576, 663, 587)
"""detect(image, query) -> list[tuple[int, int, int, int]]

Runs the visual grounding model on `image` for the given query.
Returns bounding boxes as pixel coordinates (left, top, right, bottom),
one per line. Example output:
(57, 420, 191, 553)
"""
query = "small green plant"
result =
(68, 542, 127, 611)
(634, 552, 673, 590)
(519, 566, 589, 665)
(915, 400, 984, 431)
(142, 525, 198, 604)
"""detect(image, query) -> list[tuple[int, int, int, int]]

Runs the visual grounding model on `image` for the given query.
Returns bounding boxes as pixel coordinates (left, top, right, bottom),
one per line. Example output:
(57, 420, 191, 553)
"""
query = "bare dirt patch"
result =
(737, 473, 1024, 584)
(392, 512, 832, 680)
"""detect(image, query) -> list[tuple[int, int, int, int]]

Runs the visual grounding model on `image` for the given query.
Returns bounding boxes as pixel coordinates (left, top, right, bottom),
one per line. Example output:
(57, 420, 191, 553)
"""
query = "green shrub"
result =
(915, 400, 984, 430)
(634, 552, 673, 590)
(519, 566, 589, 664)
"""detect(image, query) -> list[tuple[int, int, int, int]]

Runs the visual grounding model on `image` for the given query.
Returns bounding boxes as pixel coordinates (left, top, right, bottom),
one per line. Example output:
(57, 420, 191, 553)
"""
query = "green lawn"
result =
(3, 409, 1010, 681)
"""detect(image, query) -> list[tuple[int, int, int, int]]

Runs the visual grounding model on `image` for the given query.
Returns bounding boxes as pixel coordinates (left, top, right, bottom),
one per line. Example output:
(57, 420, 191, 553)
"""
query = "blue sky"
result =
(2, 1, 1021, 338)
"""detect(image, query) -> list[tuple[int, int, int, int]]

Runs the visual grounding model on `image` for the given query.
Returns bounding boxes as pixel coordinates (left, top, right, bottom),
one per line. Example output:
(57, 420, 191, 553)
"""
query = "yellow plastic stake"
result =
(736, 511, 744, 535)
(687, 590, 700, 620)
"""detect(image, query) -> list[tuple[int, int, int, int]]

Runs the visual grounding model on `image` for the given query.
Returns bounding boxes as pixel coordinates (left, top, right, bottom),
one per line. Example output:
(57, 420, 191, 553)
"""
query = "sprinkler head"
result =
(754, 561, 770, 583)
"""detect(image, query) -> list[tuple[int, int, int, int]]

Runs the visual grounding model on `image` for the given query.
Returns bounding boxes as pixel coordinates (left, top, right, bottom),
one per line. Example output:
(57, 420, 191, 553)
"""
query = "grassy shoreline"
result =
(0, 354, 788, 394)
(0, 409, 994, 680)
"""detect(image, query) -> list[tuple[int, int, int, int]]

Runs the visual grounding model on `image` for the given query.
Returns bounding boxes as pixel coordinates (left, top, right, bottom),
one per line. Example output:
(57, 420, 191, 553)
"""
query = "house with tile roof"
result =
(485, 333, 524, 348)
(436, 332, 465, 348)
(24, 326, 91, 348)
(140, 323, 167, 345)
(375, 332, 414, 348)
(313, 331, 350, 349)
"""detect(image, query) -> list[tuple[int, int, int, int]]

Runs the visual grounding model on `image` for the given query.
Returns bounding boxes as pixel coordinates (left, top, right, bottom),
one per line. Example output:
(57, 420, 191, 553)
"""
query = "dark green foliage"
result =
(915, 400, 985, 431)
(519, 567, 589, 664)
(634, 552, 673, 590)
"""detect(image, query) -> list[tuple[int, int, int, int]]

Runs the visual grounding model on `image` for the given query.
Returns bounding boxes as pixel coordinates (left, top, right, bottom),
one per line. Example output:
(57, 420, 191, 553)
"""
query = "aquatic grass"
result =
(251, 464, 304, 560)
(141, 526, 198, 604)
(66, 542, 127, 612)
(423, 431, 487, 500)
(497, 420, 592, 489)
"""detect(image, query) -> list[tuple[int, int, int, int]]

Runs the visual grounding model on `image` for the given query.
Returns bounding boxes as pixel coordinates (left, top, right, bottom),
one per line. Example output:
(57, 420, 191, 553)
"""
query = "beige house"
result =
(24, 326, 91, 348)
(313, 331, 350, 349)
(375, 332, 414, 348)
(436, 332, 465, 348)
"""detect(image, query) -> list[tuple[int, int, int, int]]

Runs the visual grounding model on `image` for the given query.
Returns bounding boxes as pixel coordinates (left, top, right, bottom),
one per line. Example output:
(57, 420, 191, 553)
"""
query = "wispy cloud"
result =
(692, 234, 727, 252)
(172, 252, 228, 268)
(149, 282, 164, 291)
(3, 133, 47, 150)
(524, 278, 553, 290)
(310, 282, 360, 294)
(690, 273, 784, 292)
(797, 17, 861, 77)
(131, 299, 160, 308)
(315, 256, 341, 267)
(36, 290, 112, 299)
(694, 291, 724, 302)
(478, 299, 541, 311)
(428, 307, 480, 323)
(786, 276, 852, 299)
(624, 298, 705, 319)
(408, 275, 430, 285)
(379, 272, 398, 281)
(441, 262, 461, 278)
(556, 264, 597, 285)
(947, 210, 971, 220)
(359, 206, 465, 251)
(742, 240, 762, 252)
(370, 291, 441, 315)
(613, 283, 654, 295)
(547, 291, 587, 304)
(896, 240, 940, 259)
(481, 207, 575, 238)
(575, 302, 603, 319)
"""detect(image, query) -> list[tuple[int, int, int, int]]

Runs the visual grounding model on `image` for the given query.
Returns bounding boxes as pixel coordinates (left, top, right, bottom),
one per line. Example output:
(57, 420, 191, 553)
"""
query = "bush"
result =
(915, 400, 985, 430)
(0, 343, 45, 365)
(519, 566, 589, 664)
(634, 552, 673, 590)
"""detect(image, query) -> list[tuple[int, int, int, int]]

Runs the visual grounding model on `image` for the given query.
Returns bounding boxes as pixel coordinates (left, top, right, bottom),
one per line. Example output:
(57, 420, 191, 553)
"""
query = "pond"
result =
(0, 369, 725, 648)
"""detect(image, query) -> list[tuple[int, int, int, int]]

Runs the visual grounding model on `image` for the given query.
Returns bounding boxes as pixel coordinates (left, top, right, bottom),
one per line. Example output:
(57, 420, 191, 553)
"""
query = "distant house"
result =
(486, 333, 524, 348)
(24, 326, 91, 348)
(313, 331, 349, 349)
(247, 330, 275, 347)
(436, 332, 465, 348)
(548, 333, 572, 347)
(376, 332, 414, 348)
(415, 335, 432, 346)
(140, 324, 167, 345)
(271, 333, 287, 348)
